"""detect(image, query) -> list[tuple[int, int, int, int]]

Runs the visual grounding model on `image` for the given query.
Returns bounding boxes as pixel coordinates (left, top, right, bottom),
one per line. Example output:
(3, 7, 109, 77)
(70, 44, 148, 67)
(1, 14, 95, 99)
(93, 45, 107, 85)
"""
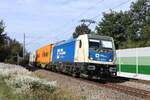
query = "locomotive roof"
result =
(54, 34, 113, 46)
(88, 34, 113, 41)
(54, 37, 75, 46)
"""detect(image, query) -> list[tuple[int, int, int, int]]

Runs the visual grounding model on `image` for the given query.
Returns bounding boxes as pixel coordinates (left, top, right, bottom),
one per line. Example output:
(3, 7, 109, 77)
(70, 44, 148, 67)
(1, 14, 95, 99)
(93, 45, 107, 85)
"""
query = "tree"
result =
(96, 11, 132, 49)
(0, 20, 8, 62)
(0, 20, 7, 47)
(0, 19, 24, 63)
(96, 0, 150, 49)
(128, 0, 150, 46)
(4, 38, 23, 64)
(73, 23, 91, 38)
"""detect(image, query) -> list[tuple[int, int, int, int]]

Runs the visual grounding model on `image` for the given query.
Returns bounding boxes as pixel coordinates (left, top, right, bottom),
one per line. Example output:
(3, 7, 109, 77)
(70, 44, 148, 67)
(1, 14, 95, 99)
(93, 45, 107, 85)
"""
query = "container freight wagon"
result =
(116, 47, 150, 81)
(51, 34, 117, 79)
(35, 44, 53, 68)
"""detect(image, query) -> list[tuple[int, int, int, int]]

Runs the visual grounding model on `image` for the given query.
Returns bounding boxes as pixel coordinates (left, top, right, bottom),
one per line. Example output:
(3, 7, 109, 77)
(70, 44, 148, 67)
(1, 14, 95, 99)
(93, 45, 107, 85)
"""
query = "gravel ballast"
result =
(118, 81, 150, 92)
(33, 70, 146, 100)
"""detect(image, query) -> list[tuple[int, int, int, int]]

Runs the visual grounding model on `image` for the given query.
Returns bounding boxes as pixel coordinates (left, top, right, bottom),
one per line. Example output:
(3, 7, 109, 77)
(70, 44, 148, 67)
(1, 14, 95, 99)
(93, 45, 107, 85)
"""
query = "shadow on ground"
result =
(23, 65, 131, 84)
(23, 65, 40, 72)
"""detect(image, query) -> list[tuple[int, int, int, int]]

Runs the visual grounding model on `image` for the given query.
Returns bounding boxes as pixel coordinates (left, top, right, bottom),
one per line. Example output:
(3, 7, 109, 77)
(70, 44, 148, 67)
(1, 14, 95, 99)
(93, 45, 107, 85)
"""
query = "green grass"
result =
(0, 76, 27, 100)
(0, 76, 14, 99)
(0, 76, 75, 100)
(0, 76, 35, 100)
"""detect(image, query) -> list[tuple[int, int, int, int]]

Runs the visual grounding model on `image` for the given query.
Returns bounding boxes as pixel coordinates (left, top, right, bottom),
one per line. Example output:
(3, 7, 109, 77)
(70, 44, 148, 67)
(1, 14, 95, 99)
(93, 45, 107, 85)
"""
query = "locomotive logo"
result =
(95, 53, 107, 58)
(57, 49, 66, 59)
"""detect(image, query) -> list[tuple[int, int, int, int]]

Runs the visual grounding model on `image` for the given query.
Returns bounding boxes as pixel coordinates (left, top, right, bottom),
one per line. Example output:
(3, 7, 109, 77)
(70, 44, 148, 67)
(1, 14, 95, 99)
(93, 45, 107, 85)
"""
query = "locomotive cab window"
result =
(89, 39, 100, 49)
(101, 40, 113, 49)
(89, 39, 113, 51)
(79, 40, 82, 48)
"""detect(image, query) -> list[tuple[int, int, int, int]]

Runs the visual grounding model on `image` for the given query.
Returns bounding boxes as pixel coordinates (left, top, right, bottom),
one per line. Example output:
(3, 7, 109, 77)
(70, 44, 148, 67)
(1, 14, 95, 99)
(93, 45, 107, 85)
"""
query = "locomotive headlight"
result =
(90, 57, 93, 60)
(109, 59, 112, 62)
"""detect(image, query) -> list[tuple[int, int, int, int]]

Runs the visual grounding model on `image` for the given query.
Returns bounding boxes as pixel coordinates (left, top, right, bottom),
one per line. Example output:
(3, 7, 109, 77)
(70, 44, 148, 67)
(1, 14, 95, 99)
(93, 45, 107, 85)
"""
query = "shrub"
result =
(0, 63, 57, 95)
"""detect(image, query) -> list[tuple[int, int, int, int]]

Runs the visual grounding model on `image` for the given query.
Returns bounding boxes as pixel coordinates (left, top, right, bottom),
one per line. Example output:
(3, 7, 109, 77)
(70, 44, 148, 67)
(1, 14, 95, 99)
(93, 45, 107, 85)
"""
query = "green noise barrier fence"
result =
(116, 47, 150, 75)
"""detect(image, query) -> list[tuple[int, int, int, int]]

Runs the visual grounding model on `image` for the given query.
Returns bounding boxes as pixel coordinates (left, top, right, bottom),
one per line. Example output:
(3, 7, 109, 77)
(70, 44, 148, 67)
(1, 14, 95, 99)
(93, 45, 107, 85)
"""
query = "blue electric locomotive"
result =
(51, 34, 117, 79)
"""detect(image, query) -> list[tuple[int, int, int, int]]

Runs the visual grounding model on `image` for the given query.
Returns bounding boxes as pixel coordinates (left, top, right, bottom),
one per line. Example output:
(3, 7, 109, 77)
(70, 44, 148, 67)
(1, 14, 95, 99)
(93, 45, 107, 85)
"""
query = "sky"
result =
(0, 0, 137, 52)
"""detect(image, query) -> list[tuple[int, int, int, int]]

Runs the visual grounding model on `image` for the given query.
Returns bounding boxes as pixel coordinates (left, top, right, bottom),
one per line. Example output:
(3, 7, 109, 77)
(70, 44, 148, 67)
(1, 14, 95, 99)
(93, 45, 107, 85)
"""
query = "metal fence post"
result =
(136, 48, 138, 76)
(119, 51, 121, 74)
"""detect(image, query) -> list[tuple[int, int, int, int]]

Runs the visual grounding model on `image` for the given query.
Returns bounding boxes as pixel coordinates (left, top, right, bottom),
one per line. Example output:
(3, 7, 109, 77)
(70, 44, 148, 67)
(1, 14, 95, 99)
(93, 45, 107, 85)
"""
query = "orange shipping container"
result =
(36, 44, 53, 64)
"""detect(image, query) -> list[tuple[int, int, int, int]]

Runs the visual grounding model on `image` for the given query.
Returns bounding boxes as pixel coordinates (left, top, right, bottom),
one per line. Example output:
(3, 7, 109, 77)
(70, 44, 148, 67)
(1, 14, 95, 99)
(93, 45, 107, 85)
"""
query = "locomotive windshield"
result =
(89, 39, 113, 50)
(89, 39, 100, 49)
(101, 40, 113, 49)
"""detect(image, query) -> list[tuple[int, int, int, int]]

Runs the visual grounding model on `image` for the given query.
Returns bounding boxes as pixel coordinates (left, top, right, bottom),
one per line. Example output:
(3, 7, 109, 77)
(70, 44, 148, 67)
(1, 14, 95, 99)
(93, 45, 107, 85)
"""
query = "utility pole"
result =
(23, 33, 25, 59)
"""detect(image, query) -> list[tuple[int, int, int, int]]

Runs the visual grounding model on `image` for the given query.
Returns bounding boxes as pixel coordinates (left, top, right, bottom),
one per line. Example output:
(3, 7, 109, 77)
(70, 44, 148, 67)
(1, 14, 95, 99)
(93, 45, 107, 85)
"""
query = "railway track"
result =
(76, 78, 150, 99)
(26, 66, 150, 99)
(102, 76, 150, 86)
(129, 79, 150, 85)
(104, 83, 150, 99)
(109, 76, 150, 85)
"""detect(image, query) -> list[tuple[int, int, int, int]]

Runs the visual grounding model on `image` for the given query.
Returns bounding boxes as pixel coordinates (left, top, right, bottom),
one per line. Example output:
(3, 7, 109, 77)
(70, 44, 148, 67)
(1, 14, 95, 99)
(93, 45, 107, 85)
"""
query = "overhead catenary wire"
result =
(51, 0, 105, 36)
(27, 0, 105, 45)
(90, 0, 132, 20)
(29, 0, 132, 41)
(28, 0, 133, 51)
(62, 0, 133, 36)
(63, 0, 105, 25)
